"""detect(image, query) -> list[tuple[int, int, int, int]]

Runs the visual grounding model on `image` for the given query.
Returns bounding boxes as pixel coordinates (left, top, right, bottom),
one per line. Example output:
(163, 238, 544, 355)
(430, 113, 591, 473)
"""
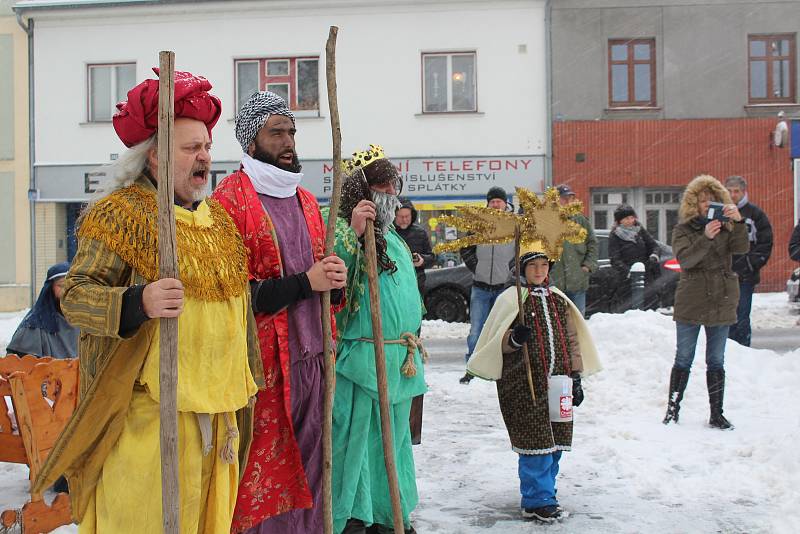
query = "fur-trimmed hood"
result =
(678, 174, 733, 224)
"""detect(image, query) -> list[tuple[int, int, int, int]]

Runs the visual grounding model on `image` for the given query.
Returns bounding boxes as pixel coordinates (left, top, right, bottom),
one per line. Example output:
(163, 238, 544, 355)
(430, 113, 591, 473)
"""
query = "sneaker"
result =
(459, 373, 474, 384)
(522, 505, 561, 522)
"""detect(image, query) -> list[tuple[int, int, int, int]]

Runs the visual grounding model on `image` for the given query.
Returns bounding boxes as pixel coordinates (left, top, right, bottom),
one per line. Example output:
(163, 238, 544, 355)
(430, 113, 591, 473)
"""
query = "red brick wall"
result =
(553, 118, 794, 292)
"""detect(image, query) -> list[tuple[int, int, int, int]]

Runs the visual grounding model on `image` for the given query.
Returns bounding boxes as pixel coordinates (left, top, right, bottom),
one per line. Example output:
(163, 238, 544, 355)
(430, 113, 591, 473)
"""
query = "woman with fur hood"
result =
(663, 175, 748, 430)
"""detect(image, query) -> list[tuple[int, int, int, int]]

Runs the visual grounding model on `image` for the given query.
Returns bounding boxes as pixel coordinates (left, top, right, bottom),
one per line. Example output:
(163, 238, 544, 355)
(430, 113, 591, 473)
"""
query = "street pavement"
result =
(751, 327, 800, 353)
(424, 326, 800, 362)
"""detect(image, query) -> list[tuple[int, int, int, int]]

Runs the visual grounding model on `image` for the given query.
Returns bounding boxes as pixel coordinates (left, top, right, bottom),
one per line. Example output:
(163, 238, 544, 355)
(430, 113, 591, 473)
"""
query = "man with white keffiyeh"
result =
(212, 91, 347, 534)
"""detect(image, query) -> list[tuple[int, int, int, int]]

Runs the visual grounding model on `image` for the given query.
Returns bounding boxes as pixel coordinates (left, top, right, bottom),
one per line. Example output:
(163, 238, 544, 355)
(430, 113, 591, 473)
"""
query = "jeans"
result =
(519, 452, 562, 509)
(465, 285, 504, 362)
(564, 291, 586, 317)
(728, 282, 754, 347)
(674, 322, 729, 371)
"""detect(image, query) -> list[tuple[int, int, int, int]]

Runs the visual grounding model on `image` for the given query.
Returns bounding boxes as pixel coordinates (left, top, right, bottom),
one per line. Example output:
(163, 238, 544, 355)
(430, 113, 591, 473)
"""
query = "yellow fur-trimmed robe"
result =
(33, 176, 265, 533)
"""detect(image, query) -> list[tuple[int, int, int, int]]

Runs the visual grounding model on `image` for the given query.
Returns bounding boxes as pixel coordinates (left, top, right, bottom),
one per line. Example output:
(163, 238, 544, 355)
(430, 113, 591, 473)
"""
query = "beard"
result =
(372, 191, 401, 232)
(252, 145, 302, 173)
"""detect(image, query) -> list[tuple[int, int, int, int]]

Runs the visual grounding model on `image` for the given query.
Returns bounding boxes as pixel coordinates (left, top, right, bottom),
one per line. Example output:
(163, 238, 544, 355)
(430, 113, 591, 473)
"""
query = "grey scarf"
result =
(612, 223, 641, 243)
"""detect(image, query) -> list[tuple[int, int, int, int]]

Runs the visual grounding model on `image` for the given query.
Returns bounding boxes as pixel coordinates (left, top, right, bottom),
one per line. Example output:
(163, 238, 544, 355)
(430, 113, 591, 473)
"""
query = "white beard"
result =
(372, 191, 401, 232)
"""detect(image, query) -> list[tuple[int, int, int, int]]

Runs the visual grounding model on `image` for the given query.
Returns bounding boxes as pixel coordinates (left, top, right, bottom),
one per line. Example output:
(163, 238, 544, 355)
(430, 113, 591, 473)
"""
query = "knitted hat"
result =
(614, 204, 637, 223)
(519, 241, 550, 270)
(486, 186, 507, 203)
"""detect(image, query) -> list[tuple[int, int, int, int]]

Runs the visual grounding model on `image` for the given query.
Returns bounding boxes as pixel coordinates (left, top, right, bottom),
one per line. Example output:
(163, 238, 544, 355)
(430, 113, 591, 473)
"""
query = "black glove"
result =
(509, 324, 532, 348)
(571, 372, 584, 407)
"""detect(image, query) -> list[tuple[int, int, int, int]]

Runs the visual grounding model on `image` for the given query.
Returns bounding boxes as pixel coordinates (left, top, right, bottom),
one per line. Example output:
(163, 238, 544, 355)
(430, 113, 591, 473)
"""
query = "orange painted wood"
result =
(0, 355, 78, 533)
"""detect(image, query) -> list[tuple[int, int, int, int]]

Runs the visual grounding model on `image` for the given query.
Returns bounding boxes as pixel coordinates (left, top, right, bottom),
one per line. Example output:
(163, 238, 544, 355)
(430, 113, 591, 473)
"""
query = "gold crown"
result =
(433, 187, 587, 262)
(520, 240, 547, 258)
(342, 144, 386, 175)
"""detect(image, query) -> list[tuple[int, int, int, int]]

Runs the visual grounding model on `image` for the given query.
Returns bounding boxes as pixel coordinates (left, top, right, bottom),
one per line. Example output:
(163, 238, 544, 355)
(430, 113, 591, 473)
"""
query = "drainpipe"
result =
(544, 0, 553, 188)
(16, 12, 36, 306)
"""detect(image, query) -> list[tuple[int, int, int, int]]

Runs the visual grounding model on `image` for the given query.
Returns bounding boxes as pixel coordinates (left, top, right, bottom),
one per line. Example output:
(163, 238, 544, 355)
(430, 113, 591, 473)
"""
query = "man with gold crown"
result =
(31, 69, 264, 533)
(325, 144, 426, 534)
(442, 188, 601, 523)
(212, 91, 347, 534)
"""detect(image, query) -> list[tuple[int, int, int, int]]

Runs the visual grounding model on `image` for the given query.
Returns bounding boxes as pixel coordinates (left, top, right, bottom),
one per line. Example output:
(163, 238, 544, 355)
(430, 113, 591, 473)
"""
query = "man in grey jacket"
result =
(459, 186, 515, 384)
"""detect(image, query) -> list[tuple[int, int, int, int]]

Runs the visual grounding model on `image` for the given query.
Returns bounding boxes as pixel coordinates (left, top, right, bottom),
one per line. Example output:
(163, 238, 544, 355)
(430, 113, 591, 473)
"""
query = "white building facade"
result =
(15, 0, 548, 281)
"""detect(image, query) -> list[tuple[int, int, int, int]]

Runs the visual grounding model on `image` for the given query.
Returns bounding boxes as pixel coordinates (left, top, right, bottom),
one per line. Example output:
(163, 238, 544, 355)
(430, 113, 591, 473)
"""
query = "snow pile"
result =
(0, 310, 27, 354)
(421, 319, 470, 339)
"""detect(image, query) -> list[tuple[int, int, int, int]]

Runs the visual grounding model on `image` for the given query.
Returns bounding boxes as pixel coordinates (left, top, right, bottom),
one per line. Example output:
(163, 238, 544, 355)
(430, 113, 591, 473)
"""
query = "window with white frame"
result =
(235, 57, 320, 114)
(88, 63, 136, 122)
(422, 52, 477, 113)
(591, 188, 682, 245)
(591, 190, 631, 231)
(644, 189, 682, 245)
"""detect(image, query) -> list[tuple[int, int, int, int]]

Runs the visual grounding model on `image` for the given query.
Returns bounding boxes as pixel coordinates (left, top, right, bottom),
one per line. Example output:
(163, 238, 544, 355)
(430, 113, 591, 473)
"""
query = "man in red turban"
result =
(33, 70, 264, 534)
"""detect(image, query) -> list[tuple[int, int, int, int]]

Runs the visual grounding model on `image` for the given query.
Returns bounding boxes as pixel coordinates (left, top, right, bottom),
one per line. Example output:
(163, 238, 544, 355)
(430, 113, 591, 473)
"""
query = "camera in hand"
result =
(706, 202, 729, 222)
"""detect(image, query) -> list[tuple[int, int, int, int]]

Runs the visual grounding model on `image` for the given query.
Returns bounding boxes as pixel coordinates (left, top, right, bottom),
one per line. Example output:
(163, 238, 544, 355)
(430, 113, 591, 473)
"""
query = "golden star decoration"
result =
(432, 187, 587, 261)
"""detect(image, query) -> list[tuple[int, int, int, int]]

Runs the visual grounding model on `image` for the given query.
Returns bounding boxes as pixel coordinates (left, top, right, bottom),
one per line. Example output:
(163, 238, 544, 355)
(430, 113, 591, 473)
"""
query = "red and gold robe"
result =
(212, 170, 340, 532)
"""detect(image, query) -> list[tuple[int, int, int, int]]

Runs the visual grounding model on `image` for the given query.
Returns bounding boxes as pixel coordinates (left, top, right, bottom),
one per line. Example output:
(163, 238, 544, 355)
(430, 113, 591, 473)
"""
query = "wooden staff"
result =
(321, 25, 343, 534)
(156, 51, 180, 534)
(514, 225, 537, 403)
(363, 219, 406, 534)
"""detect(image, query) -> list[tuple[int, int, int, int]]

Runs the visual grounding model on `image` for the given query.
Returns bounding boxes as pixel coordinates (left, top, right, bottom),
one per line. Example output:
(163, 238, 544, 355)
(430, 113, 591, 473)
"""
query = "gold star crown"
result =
(433, 187, 587, 261)
(342, 144, 386, 175)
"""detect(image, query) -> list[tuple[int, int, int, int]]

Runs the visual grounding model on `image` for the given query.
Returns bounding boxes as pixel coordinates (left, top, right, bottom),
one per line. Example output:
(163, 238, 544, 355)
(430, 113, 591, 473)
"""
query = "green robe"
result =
(325, 211, 427, 533)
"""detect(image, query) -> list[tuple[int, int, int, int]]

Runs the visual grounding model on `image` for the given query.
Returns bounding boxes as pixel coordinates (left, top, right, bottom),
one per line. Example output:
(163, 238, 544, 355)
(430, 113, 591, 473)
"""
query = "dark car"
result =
(423, 230, 680, 322)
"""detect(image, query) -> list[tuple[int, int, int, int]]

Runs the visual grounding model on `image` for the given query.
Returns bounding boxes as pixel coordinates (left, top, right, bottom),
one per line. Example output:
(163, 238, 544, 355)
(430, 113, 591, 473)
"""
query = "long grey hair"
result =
(77, 136, 155, 227)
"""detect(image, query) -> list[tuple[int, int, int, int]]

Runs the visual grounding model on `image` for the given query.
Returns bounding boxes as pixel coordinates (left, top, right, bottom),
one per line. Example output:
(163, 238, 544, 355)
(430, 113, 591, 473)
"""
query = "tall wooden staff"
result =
(321, 25, 344, 534)
(156, 51, 180, 534)
(514, 225, 537, 403)
(363, 220, 405, 533)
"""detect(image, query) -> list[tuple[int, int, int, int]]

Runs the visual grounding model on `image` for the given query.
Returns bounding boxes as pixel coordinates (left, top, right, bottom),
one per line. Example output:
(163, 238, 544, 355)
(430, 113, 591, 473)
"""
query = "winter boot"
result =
(522, 505, 562, 523)
(342, 519, 368, 534)
(459, 372, 474, 384)
(662, 366, 690, 425)
(707, 369, 734, 430)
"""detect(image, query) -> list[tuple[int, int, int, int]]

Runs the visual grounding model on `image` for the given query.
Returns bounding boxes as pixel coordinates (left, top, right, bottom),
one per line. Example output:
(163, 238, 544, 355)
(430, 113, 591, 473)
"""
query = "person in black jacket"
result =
(790, 220, 800, 261)
(608, 205, 661, 310)
(725, 176, 773, 347)
(394, 196, 433, 445)
(395, 197, 435, 294)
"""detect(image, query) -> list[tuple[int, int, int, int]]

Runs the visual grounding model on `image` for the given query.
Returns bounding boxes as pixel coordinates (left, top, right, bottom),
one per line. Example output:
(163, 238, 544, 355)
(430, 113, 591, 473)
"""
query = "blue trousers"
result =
(674, 322, 729, 371)
(518, 451, 562, 509)
(564, 291, 586, 317)
(465, 285, 504, 362)
(728, 282, 754, 347)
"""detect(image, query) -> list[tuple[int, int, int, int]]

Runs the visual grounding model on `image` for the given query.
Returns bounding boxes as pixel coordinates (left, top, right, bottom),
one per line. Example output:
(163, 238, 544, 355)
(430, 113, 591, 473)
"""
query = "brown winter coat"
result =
(671, 175, 749, 326)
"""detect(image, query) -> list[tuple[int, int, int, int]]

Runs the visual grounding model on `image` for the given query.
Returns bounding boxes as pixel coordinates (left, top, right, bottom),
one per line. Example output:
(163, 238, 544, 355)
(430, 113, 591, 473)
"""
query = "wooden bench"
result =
(0, 354, 78, 533)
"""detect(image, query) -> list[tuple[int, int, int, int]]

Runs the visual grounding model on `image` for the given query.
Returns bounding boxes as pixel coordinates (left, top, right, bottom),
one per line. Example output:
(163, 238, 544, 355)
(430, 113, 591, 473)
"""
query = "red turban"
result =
(112, 68, 222, 148)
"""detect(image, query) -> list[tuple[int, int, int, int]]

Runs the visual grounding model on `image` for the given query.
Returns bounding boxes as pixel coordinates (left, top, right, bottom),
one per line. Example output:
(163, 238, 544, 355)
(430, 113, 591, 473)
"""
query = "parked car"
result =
(423, 230, 680, 322)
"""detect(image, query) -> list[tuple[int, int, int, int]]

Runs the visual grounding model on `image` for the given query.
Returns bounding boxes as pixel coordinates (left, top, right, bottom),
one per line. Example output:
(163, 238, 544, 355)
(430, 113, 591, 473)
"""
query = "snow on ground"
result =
(2, 297, 799, 533)
(414, 308, 800, 533)
(0, 310, 27, 355)
(750, 291, 798, 329)
(421, 319, 471, 340)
